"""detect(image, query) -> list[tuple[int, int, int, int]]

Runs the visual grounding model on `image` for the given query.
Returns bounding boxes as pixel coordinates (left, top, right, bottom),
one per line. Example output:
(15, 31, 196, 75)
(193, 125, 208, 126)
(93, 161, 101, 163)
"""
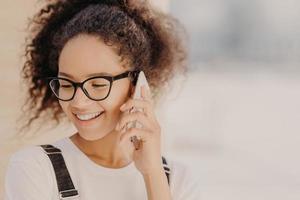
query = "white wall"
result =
(162, 65, 300, 199)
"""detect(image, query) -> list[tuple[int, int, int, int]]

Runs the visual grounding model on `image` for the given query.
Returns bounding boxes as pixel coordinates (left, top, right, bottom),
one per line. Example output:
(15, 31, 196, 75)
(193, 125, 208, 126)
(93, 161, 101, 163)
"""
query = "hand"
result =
(115, 85, 163, 175)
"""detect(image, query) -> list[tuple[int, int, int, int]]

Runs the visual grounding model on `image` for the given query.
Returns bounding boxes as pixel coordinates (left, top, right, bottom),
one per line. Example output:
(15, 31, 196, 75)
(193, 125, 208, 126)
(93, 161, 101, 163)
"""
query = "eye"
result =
(90, 79, 110, 88)
(92, 84, 108, 88)
(57, 79, 73, 88)
(61, 84, 73, 88)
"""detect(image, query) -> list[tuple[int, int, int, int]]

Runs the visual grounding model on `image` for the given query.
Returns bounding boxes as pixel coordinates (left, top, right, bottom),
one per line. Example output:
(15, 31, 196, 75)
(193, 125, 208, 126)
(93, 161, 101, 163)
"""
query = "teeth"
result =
(75, 112, 102, 121)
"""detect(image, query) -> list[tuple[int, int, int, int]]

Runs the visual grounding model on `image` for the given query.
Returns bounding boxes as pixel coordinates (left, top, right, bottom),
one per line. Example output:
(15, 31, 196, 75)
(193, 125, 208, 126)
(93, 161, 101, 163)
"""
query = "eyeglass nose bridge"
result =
(71, 82, 91, 100)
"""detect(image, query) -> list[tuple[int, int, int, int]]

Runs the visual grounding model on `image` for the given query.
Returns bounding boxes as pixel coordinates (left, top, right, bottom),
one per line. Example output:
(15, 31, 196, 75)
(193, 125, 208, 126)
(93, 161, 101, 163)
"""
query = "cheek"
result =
(103, 83, 132, 113)
(59, 101, 69, 115)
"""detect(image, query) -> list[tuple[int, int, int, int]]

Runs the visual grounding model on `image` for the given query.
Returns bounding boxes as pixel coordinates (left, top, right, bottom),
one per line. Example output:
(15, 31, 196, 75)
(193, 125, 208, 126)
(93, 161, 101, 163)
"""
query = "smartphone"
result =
(126, 71, 150, 150)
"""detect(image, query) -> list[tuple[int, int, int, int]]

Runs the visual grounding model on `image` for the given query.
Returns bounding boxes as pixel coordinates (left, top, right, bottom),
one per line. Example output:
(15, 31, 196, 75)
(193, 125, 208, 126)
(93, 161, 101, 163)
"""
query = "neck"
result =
(69, 130, 132, 168)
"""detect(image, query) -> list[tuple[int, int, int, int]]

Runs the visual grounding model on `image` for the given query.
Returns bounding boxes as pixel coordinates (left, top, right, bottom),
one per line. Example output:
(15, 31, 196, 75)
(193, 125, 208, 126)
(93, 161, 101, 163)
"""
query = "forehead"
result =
(58, 34, 126, 80)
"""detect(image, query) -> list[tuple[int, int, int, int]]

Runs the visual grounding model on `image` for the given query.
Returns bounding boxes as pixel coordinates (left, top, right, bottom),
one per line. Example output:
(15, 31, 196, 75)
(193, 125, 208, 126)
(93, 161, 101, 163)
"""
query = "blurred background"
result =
(1, 0, 300, 199)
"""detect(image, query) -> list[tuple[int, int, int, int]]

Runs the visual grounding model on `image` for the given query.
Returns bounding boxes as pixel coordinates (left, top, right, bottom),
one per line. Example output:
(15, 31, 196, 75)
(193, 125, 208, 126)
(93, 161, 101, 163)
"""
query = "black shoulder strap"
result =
(40, 145, 79, 199)
(41, 144, 171, 199)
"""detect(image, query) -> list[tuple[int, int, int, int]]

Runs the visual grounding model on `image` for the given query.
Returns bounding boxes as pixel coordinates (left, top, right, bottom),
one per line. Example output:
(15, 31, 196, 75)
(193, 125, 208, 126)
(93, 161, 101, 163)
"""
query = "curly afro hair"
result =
(19, 0, 187, 134)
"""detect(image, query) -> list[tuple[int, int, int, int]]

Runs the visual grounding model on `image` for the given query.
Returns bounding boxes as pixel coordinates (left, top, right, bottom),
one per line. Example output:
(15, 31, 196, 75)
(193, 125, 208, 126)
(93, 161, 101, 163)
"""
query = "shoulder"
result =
(167, 158, 191, 176)
(9, 145, 47, 164)
(7, 137, 75, 170)
(6, 144, 54, 180)
(5, 145, 56, 199)
(166, 158, 199, 184)
(165, 157, 201, 200)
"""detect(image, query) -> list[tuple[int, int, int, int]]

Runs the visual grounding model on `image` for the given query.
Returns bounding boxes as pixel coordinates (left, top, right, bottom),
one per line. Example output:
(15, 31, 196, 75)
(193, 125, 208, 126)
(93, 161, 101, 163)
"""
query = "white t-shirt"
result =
(4, 137, 201, 200)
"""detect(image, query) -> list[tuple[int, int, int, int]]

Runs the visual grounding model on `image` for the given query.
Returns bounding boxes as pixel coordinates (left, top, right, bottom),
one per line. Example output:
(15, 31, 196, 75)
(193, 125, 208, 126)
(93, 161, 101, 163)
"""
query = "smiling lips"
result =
(74, 111, 104, 121)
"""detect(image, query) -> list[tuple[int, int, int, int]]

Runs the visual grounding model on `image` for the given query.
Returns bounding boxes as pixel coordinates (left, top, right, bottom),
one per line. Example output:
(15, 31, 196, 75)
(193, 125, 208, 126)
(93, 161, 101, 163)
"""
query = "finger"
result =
(119, 127, 149, 144)
(116, 111, 152, 131)
(130, 135, 143, 150)
(120, 98, 154, 116)
(120, 98, 153, 111)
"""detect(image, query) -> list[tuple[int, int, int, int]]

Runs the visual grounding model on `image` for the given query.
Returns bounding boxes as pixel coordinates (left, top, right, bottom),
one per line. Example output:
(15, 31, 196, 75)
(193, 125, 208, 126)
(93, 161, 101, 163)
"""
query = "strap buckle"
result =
(163, 165, 171, 174)
(59, 189, 79, 199)
(41, 145, 62, 155)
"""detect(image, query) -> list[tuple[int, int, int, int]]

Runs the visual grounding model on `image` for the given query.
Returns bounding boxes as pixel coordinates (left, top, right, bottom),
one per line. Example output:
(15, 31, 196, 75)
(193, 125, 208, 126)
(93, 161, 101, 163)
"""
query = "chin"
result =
(76, 127, 108, 141)
(75, 122, 117, 141)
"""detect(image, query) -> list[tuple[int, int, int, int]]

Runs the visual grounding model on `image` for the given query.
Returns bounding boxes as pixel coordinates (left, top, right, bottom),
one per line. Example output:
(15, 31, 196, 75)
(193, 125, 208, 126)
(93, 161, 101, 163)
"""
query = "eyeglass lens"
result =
(50, 78, 111, 100)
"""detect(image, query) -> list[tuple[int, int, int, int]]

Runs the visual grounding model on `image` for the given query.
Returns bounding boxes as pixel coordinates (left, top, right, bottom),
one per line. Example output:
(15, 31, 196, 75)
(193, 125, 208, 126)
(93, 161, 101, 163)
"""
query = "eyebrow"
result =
(58, 72, 113, 79)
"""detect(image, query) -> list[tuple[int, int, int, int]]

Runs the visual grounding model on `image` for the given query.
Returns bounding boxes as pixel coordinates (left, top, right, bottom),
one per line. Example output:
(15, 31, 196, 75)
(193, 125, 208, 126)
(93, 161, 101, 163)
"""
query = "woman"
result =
(5, 0, 200, 199)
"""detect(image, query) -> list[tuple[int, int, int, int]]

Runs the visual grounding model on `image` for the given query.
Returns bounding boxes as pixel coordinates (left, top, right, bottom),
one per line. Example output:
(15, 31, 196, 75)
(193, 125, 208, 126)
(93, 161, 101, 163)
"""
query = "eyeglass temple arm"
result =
(113, 70, 140, 86)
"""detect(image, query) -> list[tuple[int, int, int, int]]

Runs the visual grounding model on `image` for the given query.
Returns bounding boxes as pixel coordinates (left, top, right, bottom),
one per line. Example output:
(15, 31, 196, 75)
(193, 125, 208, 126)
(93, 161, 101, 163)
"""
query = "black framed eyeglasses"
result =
(46, 70, 139, 101)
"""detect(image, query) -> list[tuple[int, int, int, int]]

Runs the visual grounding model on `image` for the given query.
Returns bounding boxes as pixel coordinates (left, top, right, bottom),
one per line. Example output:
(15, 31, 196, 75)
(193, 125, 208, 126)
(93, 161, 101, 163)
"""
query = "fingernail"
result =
(120, 103, 126, 110)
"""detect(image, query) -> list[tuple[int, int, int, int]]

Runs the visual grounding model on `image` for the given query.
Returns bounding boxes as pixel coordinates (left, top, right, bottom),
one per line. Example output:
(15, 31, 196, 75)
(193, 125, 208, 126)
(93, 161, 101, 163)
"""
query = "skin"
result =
(58, 34, 171, 199)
